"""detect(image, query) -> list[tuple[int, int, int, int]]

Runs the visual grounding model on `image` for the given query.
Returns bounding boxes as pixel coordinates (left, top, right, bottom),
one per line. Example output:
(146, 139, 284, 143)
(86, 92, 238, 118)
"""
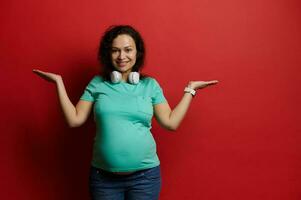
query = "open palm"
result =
(189, 80, 219, 90)
(32, 69, 62, 83)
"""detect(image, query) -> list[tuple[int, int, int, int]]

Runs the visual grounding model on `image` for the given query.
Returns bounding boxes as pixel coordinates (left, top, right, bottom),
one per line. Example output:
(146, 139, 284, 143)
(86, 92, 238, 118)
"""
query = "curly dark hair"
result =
(98, 25, 146, 81)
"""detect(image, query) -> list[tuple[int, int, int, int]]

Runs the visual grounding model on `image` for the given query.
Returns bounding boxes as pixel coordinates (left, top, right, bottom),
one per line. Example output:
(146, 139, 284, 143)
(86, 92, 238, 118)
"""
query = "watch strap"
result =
(184, 87, 196, 96)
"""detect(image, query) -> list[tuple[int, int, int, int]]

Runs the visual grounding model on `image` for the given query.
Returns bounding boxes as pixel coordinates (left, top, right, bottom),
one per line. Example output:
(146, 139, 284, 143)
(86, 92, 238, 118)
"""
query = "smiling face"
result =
(111, 34, 137, 75)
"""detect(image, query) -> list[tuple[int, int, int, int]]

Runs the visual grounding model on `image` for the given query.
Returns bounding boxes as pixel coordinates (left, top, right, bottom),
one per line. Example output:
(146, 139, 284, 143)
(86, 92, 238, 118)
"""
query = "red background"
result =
(1, 0, 301, 199)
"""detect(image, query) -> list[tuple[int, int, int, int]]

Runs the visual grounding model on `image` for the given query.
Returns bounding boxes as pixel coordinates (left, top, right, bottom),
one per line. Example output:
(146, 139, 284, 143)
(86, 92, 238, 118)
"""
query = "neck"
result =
(121, 70, 131, 81)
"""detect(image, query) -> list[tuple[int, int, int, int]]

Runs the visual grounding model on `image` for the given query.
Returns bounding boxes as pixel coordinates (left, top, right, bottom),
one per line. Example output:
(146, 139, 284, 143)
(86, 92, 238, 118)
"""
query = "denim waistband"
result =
(91, 165, 160, 178)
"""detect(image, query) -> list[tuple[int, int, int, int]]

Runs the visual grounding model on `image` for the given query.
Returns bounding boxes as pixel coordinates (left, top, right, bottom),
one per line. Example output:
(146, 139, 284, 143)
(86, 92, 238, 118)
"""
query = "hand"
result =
(32, 69, 62, 83)
(188, 80, 219, 90)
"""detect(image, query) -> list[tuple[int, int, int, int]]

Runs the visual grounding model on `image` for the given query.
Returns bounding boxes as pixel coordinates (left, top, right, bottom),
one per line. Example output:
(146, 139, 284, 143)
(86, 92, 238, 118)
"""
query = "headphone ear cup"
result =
(128, 72, 140, 84)
(111, 71, 122, 83)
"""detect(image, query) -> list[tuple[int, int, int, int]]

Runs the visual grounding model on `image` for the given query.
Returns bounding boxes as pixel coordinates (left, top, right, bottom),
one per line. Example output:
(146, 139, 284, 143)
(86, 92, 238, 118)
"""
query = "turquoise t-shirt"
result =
(80, 75, 167, 172)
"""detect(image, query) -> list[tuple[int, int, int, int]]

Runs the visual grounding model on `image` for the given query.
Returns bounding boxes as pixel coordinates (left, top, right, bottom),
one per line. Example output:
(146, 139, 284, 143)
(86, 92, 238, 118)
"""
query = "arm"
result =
(33, 69, 93, 128)
(154, 93, 193, 131)
(56, 78, 93, 127)
(154, 80, 218, 131)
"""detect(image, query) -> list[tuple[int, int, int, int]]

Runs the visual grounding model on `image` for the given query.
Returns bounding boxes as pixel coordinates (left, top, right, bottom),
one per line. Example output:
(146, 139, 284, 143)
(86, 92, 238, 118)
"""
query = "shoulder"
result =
(140, 76, 164, 92)
(87, 75, 105, 85)
(141, 76, 160, 86)
(90, 75, 104, 83)
(84, 75, 105, 91)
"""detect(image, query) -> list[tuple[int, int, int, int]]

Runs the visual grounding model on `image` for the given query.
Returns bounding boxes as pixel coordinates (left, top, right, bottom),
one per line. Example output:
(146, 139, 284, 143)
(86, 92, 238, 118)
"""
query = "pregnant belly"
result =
(93, 131, 157, 170)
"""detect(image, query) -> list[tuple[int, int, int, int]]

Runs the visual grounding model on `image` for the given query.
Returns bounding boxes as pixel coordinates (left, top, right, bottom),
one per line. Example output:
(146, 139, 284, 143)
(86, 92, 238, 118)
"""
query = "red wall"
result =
(1, 0, 301, 199)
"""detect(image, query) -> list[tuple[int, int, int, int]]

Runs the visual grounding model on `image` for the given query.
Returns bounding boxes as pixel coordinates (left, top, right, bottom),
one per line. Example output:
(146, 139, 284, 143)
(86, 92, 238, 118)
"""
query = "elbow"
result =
(67, 120, 82, 128)
(168, 127, 177, 132)
(166, 124, 178, 132)
(68, 123, 79, 128)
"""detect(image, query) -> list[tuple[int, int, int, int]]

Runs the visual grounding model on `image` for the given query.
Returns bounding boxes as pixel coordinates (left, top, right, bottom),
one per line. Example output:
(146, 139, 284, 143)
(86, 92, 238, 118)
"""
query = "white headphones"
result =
(110, 71, 140, 84)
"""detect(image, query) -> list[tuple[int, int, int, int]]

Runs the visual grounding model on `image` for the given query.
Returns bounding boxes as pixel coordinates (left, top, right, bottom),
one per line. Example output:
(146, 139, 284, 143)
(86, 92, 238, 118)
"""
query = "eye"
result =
(111, 49, 119, 53)
(125, 48, 132, 53)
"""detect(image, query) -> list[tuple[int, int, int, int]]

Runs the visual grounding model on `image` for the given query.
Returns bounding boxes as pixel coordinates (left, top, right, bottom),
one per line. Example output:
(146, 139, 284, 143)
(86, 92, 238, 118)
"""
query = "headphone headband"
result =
(110, 71, 140, 84)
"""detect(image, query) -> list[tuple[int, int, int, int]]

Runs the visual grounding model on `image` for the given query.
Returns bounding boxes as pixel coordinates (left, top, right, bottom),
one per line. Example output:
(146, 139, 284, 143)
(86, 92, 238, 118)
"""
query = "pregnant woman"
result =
(33, 25, 218, 200)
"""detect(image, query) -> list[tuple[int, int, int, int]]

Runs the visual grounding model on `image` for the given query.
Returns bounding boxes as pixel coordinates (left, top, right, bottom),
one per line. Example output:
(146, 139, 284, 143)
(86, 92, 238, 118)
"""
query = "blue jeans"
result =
(89, 165, 162, 200)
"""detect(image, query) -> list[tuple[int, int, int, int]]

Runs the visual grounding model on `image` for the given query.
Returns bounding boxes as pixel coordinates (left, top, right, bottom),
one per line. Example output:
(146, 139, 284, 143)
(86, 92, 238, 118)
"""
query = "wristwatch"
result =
(184, 87, 196, 97)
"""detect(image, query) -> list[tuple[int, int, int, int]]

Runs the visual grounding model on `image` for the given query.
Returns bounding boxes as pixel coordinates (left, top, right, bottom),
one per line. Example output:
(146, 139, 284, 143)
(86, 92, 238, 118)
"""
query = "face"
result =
(111, 34, 137, 74)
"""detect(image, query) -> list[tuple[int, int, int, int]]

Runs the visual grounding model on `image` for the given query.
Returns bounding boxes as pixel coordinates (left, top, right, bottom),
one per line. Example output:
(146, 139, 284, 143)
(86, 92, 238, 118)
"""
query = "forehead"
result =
(112, 34, 136, 48)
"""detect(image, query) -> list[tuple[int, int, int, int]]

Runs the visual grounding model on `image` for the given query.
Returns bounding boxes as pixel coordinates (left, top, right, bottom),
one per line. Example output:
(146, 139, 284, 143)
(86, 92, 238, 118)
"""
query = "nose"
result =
(118, 50, 126, 60)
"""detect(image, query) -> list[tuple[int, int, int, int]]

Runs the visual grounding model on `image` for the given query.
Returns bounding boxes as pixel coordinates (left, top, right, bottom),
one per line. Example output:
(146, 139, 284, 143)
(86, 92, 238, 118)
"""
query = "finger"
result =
(32, 69, 42, 73)
(33, 70, 50, 78)
(33, 69, 56, 77)
(32, 69, 45, 75)
(32, 70, 54, 82)
(206, 80, 219, 85)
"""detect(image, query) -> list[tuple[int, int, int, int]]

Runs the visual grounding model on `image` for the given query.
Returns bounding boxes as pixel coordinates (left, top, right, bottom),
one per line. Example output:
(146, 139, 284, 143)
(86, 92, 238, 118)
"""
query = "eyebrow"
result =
(111, 46, 133, 49)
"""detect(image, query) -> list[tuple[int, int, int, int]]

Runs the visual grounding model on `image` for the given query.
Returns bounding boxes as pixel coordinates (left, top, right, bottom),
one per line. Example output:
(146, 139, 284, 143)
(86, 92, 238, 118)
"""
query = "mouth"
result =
(116, 61, 129, 67)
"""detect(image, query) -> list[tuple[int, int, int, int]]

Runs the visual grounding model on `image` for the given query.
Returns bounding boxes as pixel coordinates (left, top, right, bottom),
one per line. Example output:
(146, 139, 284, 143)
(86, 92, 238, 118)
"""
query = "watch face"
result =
(184, 87, 196, 96)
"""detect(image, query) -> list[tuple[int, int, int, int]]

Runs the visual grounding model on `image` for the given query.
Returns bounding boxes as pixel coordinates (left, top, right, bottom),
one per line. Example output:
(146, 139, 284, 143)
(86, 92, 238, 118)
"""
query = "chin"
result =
(114, 65, 134, 73)
(114, 67, 128, 72)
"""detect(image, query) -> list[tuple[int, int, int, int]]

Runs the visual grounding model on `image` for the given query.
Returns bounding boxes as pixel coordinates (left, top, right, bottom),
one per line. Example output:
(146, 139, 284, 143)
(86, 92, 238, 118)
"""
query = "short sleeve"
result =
(80, 76, 101, 102)
(151, 79, 167, 105)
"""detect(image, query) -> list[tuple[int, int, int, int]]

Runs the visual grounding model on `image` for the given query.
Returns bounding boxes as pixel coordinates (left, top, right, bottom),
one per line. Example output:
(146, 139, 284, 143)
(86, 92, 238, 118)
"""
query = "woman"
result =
(33, 25, 218, 200)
